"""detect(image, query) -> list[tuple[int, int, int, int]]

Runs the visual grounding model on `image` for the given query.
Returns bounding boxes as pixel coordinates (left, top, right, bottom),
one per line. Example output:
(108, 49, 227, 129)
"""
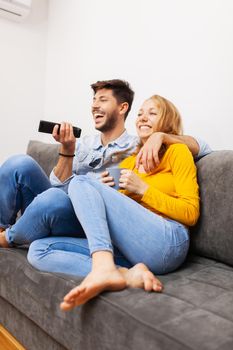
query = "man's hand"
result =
(119, 170, 148, 195)
(100, 171, 115, 187)
(53, 122, 76, 154)
(136, 132, 164, 173)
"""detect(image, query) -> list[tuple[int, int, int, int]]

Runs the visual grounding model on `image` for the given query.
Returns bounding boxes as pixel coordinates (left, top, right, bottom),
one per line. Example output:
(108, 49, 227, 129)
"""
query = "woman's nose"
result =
(140, 113, 148, 121)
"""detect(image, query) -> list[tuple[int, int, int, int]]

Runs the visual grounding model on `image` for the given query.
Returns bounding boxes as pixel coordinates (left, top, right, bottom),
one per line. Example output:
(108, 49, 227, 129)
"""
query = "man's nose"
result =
(92, 100, 100, 109)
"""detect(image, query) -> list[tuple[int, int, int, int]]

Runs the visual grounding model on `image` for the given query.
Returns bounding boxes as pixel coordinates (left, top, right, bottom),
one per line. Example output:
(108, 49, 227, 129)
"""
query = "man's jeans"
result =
(0, 155, 51, 229)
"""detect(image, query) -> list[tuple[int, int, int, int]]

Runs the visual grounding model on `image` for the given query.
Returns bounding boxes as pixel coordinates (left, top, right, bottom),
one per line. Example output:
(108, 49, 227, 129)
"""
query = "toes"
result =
(152, 279, 163, 292)
(144, 280, 153, 291)
(143, 271, 154, 291)
(60, 300, 76, 311)
(63, 285, 86, 301)
(142, 271, 163, 293)
(147, 272, 163, 292)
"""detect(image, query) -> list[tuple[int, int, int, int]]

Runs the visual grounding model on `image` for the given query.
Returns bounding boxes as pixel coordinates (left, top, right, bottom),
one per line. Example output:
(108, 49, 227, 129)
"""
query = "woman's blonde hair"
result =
(149, 95, 183, 135)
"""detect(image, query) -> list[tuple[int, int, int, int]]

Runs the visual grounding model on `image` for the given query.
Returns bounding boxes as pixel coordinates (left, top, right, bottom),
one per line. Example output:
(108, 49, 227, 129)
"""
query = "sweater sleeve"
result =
(141, 144, 200, 226)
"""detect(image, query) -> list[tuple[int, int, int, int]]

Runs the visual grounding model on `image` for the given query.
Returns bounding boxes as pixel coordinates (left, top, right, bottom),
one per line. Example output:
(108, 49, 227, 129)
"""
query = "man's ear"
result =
(119, 102, 129, 116)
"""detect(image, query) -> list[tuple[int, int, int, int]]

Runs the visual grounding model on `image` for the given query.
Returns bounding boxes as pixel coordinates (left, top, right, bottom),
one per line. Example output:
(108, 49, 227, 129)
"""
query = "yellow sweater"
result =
(119, 144, 200, 226)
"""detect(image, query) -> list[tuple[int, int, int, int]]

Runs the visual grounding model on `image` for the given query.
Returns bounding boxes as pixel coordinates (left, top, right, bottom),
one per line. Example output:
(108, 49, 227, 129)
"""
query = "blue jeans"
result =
(0, 155, 51, 229)
(28, 175, 190, 276)
(28, 237, 132, 277)
(5, 188, 86, 245)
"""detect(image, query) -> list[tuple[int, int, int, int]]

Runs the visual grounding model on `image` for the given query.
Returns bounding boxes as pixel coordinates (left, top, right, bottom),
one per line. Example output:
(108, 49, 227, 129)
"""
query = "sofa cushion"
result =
(1, 248, 233, 350)
(26, 140, 60, 176)
(190, 150, 233, 267)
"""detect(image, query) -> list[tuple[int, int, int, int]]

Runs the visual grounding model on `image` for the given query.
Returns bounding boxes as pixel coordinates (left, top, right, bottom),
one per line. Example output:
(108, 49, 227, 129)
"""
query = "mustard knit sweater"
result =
(119, 144, 200, 226)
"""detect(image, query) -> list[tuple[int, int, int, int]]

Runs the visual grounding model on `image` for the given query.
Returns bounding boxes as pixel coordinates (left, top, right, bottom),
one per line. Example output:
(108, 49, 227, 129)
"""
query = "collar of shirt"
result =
(92, 130, 137, 150)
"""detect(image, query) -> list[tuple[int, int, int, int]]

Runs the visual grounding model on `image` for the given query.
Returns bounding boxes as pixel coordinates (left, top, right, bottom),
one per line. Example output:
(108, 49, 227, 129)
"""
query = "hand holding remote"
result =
(38, 119, 81, 155)
(53, 122, 77, 155)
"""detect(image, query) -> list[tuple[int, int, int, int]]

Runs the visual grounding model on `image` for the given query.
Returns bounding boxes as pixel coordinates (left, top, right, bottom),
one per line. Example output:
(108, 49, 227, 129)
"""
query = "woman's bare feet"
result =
(60, 267, 127, 311)
(0, 230, 9, 248)
(120, 263, 163, 292)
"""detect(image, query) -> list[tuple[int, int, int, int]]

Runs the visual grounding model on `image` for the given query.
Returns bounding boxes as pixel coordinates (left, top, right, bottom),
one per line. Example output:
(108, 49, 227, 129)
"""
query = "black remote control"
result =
(38, 120, 81, 138)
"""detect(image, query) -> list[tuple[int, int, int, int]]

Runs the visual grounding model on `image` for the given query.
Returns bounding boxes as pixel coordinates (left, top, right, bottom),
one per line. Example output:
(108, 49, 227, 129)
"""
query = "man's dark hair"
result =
(91, 79, 134, 119)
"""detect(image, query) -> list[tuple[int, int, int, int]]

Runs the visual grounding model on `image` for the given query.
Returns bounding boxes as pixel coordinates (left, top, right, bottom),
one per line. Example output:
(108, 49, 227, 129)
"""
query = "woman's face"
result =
(136, 99, 160, 142)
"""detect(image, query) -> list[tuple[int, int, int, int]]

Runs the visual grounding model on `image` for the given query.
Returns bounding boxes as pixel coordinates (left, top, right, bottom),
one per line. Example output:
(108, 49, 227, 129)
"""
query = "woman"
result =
(59, 94, 199, 310)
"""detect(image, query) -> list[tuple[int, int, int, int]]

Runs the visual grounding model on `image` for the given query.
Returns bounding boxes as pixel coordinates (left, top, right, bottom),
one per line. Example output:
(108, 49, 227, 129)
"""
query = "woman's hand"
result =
(100, 171, 115, 187)
(136, 132, 164, 172)
(119, 170, 149, 195)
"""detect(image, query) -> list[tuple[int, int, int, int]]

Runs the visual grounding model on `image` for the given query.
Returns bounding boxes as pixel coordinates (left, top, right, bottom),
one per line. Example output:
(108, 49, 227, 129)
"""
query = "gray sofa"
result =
(1, 140, 233, 350)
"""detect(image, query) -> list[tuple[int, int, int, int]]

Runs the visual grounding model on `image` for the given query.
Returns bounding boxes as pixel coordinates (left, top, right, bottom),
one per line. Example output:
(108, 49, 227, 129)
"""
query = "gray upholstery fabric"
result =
(0, 296, 66, 350)
(191, 151, 233, 266)
(0, 248, 233, 350)
(26, 140, 60, 176)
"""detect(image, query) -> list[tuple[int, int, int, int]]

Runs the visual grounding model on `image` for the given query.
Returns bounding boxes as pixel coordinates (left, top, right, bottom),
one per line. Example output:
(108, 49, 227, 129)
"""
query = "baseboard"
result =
(0, 324, 26, 350)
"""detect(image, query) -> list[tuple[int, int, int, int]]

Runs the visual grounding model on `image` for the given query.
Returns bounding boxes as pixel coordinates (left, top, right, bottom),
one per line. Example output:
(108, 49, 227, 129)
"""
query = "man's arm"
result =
(163, 133, 200, 155)
(136, 132, 200, 173)
(52, 122, 76, 182)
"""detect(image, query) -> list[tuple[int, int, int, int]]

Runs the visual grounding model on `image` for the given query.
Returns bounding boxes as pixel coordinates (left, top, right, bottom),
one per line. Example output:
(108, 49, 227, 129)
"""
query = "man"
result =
(0, 79, 211, 246)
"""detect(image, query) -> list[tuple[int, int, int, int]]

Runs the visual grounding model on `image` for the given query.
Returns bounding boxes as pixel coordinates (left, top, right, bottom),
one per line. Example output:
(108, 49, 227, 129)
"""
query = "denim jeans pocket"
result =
(163, 237, 190, 274)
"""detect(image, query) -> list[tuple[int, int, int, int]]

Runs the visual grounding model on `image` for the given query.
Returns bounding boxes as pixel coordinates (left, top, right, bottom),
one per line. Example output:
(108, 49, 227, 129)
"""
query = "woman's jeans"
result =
(27, 175, 190, 277)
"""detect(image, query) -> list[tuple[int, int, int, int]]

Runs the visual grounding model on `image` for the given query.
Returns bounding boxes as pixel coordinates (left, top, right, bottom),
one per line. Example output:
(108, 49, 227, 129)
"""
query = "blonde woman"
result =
(57, 94, 200, 310)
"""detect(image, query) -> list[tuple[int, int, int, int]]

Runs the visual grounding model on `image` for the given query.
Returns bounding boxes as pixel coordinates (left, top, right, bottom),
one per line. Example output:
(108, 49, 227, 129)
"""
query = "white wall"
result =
(1, 0, 233, 166)
(0, 0, 48, 164)
(45, 0, 233, 151)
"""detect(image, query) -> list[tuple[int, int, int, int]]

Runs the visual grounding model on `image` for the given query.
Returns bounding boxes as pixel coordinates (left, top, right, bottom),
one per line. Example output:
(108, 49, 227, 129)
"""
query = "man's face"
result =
(92, 89, 121, 132)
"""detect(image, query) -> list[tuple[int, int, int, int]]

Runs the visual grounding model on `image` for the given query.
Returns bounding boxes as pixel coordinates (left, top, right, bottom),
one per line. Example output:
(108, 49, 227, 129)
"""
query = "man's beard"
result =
(95, 111, 118, 132)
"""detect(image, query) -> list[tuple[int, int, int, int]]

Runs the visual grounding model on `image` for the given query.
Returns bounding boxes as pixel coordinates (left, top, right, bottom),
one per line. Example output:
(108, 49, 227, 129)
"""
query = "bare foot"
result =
(60, 268, 127, 311)
(120, 263, 163, 292)
(0, 230, 9, 248)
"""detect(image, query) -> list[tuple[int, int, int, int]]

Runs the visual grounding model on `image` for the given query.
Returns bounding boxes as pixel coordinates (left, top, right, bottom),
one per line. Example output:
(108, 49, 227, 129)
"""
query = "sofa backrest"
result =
(26, 140, 233, 267)
(190, 150, 233, 267)
(27, 140, 59, 176)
